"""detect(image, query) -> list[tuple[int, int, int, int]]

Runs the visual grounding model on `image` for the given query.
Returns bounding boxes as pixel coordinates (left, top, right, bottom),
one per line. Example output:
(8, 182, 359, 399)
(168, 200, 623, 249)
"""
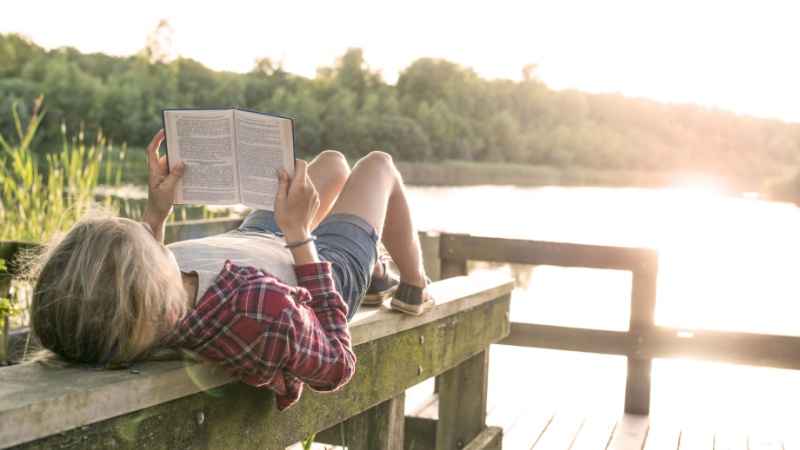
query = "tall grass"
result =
(0, 98, 123, 242)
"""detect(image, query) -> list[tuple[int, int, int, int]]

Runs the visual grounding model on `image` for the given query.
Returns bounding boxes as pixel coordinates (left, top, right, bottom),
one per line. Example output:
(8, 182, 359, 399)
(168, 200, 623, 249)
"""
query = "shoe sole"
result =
(390, 298, 433, 316)
(362, 286, 398, 306)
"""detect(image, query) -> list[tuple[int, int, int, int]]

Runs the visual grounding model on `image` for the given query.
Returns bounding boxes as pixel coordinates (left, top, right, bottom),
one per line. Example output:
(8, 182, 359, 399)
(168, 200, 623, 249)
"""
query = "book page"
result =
(234, 110, 295, 210)
(164, 110, 239, 205)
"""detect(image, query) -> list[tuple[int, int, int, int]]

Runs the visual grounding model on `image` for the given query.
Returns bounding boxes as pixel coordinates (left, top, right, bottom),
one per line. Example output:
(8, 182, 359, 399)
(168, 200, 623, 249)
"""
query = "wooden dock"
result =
(2, 220, 800, 449)
(404, 377, 794, 450)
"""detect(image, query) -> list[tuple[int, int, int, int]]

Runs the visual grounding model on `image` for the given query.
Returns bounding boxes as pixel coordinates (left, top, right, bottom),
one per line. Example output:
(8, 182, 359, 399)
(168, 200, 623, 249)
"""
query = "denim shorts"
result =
(238, 210, 379, 320)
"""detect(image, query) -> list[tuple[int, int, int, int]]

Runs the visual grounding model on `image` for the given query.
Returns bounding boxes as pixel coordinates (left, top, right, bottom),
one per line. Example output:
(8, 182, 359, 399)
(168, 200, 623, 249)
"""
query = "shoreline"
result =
(111, 154, 798, 205)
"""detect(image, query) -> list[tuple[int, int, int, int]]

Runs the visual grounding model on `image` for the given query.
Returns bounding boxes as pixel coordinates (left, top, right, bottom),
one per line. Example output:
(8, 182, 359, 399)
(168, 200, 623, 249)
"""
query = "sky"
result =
(3, 0, 799, 123)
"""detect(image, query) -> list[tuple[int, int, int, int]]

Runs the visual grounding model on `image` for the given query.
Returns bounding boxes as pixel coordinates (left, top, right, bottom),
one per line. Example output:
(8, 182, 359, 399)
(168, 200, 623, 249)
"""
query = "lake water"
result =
(405, 185, 800, 433)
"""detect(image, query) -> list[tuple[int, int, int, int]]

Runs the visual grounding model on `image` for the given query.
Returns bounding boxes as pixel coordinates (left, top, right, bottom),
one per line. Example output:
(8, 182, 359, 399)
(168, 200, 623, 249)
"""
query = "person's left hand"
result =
(145, 129, 185, 219)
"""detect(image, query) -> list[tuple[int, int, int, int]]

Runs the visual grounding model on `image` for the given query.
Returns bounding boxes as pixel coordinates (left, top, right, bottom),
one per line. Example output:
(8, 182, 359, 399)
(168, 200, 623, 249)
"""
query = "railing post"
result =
(440, 233, 468, 279)
(318, 392, 405, 450)
(436, 233, 469, 396)
(419, 231, 441, 282)
(624, 255, 659, 415)
(436, 351, 491, 450)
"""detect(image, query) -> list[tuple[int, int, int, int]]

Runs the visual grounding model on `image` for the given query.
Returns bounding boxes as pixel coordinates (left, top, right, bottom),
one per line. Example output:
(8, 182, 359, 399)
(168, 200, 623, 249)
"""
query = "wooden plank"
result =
(436, 351, 489, 450)
(498, 323, 633, 355)
(501, 407, 554, 450)
(677, 428, 713, 450)
(496, 322, 800, 372)
(419, 231, 441, 282)
(625, 266, 658, 415)
(713, 430, 747, 450)
(625, 358, 652, 416)
(403, 417, 436, 450)
(530, 412, 584, 450)
(641, 421, 680, 450)
(316, 392, 405, 450)
(440, 258, 467, 280)
(1, 280, 512, 449)
(607, 414, 649, 450)
(463, 426, 503, 450)
(434, 253, 468, 396)
(640, 328, 800, 371)
(351, 275, 512, 346)
(440, 234, 658, 271)
(570, 415, 617, 450)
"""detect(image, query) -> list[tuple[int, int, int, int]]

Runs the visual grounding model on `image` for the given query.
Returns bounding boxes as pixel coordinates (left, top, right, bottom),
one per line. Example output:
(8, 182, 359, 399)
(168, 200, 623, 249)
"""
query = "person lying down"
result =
(29, 130, 434, 410)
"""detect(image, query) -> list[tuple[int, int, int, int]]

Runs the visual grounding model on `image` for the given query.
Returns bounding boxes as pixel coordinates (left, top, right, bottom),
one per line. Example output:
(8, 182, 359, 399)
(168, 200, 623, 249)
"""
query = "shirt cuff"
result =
(294, 261, 335, 291)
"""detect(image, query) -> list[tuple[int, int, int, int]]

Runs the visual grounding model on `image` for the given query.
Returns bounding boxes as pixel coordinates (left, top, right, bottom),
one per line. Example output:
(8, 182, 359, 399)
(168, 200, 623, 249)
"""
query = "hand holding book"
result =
(274, 160, 321, 265)
(274, 160, 319, 242)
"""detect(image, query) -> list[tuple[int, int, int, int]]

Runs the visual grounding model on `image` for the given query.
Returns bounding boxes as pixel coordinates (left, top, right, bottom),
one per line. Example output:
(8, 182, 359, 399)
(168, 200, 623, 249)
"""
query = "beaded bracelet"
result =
(284, 235, 317, 249)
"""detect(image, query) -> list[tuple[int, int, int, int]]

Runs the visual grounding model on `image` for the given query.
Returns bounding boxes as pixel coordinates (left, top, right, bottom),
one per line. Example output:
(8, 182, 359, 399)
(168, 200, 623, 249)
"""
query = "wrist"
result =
(289, 240, 319, 265)
(143, 206, 169, 227)
(283, 227, 311, 243)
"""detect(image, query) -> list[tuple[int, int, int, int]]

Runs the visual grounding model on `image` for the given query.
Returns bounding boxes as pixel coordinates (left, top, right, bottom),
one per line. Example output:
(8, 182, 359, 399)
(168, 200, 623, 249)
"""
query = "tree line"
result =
(1, 32, 799, 187)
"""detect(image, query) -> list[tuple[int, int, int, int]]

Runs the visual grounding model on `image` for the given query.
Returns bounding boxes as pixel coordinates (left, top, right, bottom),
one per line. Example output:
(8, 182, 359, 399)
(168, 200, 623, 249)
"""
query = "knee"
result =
(318, 150, 349, 170)
(318, 149, 350, 183)
(359, 151, 397, 175)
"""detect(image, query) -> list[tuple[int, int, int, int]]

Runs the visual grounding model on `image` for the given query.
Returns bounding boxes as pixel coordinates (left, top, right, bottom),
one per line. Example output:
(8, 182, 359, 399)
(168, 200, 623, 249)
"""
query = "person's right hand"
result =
(274, 160, 320, 242)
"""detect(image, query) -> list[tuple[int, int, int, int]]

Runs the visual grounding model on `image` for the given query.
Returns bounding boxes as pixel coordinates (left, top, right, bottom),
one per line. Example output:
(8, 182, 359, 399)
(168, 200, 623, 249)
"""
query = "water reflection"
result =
(407, 185, 800, 430)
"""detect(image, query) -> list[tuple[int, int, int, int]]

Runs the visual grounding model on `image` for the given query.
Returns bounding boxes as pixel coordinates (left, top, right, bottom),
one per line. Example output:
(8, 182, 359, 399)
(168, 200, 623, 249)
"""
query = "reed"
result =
(0, 98, 122, 242)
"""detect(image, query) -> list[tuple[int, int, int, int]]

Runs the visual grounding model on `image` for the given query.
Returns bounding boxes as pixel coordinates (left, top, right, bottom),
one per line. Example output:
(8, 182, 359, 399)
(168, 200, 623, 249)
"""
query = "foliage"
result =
(0, 259, 22, 323)
(1, 32, 799, 189)
(300, 435, 312, 450)
(0, 98, 118, 242)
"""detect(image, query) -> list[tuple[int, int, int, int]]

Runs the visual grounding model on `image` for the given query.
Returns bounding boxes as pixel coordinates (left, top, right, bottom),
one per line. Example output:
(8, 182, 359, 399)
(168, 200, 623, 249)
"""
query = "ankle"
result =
(401, 272, 428, 289)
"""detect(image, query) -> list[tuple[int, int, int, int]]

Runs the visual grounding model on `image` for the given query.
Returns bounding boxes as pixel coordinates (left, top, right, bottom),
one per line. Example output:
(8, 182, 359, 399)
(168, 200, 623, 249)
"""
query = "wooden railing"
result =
(433, 233, 800, 415)
(0, 221, 513, 450)
(4, 221, 800, 448)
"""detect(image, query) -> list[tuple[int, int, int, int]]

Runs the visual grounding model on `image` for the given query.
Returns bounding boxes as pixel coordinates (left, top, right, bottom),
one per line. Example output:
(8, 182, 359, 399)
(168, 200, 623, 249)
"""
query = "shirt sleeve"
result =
(180, 261, 356, 410)
(234, 262, 356, 393)
(286, 261, 357, 391)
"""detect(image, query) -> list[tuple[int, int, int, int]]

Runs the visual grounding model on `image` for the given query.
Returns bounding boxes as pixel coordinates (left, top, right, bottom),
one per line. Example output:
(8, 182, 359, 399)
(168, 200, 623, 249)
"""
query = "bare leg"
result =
(307, 150, 350, 230)
(330, 151, 426, 288)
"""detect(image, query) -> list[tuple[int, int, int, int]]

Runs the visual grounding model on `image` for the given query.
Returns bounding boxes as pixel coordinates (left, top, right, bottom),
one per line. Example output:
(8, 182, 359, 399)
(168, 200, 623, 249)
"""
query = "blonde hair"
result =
(29, 211, 187, 367)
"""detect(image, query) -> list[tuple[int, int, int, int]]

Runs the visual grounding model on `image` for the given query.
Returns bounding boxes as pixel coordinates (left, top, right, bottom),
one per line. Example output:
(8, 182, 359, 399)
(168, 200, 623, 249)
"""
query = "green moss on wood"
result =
(12, 296, 510, 450)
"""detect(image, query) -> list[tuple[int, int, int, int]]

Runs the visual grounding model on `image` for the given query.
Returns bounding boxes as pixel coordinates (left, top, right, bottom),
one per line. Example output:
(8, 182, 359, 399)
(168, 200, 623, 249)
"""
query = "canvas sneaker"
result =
(362, 257, 399, 306)
(390, 278, 435, 316)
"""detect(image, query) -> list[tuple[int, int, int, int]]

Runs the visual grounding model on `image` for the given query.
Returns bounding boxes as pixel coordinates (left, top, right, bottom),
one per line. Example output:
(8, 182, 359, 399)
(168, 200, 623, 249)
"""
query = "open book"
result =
(162, 108, 295, 210)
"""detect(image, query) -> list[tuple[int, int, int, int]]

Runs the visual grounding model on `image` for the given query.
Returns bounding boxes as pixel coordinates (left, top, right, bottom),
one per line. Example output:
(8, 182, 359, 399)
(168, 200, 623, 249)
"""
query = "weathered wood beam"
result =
(499, 322, 800, 372)
(403, 416, 437, 450)
(1, 279, 512, 449)
(498, 322, 633, 354)
(419, 231, 441, 282)
(625, 266, 658, 415)
(440, 234, 658, 271)
(316, 392, 405, 450)
(641, 328, 800, 370)
(462, 426, 503, 450)
(436, 351, 490, 450)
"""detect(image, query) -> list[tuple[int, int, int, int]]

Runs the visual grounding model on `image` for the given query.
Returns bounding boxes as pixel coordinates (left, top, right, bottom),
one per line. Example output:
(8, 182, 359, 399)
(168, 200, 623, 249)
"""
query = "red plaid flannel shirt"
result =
(167, 260, 356, 410)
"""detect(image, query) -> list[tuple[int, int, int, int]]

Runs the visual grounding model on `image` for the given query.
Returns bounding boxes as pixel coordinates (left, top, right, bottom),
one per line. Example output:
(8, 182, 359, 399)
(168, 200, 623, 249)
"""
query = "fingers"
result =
(158, 161, 185, 192)
(293, 159, 308, 187)
(147, 130, 166, 184)
(275, 169, 289, 211)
